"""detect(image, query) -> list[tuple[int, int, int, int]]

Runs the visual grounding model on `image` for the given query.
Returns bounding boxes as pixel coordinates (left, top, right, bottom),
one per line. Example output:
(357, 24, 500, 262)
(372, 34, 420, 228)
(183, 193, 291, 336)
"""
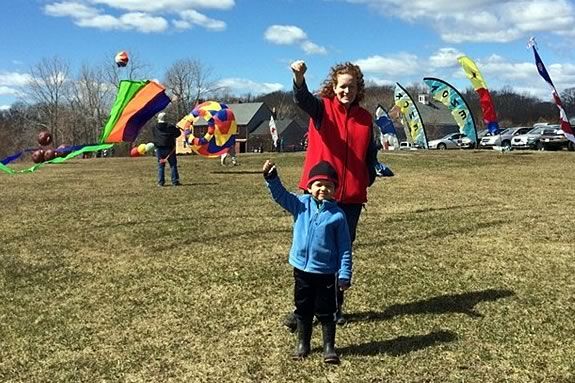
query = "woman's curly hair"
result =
(318, 62, 365, 103)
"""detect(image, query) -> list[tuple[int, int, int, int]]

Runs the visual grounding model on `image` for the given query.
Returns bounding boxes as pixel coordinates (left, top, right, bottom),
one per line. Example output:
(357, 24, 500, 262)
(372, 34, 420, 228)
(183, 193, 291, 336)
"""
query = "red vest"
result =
(298, 97, 372, 204)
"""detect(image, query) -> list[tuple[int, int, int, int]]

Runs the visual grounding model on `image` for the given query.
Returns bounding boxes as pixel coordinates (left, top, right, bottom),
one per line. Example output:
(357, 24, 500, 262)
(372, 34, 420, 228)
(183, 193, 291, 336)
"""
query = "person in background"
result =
(153, 112, 182, 186)
(220, 144, 239, 166)
(263, 159, 352, 364)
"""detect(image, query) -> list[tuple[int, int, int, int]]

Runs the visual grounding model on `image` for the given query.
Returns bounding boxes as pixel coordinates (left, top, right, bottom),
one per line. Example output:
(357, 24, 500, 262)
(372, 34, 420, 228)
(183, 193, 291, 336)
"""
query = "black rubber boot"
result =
(292, 319, 313, 360)
(283, 312, 297, 333)
(322, 322, 340, 364)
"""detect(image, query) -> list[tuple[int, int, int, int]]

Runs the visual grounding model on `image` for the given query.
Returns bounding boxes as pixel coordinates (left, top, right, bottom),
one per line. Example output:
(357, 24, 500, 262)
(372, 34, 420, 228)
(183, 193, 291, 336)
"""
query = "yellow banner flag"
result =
(457, 56, 487, 90)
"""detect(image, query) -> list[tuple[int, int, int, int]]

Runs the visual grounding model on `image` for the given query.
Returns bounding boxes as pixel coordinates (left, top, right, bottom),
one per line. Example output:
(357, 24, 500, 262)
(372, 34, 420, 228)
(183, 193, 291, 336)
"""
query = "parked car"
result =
(399, 141, 416, 150)
(511, 125, 558, 150)
(537, 128, 575, 151)
(479, 127, 532, 149)
(428, 133, 474, 150)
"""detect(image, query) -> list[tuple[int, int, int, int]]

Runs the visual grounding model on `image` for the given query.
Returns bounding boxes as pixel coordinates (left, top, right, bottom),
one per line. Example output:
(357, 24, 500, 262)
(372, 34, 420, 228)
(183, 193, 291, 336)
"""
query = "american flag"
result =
(529, 37, 574, 144)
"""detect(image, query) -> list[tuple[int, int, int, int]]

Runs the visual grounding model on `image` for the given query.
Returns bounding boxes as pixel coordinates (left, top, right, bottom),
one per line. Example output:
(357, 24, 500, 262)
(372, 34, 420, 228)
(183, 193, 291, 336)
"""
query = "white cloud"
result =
(354, 53, 421, 76)
(0, 104, 11, 111)
(176, 9, 226, 31)
(264, 25, 307, 45)
(217, 78, 284, 96)
(301, 41, 327, 55)
(75, 14, 124, 29)
(44, 0, 233, 33)
(45, 1, 100, 18)
(119, 12, 168, 32)
(264, 25, 327, 55)
(341, 0, 575, 43)
(89, 0, 235, 13)
(429, 48, 464, 68)
(0, 86, 20, 96)
(0, 72, 32, 87)
(507, 1, 575, 33)
(0, 72, 30, 100)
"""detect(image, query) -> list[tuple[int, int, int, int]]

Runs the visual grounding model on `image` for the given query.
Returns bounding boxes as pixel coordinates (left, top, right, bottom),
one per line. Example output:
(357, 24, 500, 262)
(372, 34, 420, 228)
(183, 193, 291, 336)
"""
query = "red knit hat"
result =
(307, 161, 338, 187)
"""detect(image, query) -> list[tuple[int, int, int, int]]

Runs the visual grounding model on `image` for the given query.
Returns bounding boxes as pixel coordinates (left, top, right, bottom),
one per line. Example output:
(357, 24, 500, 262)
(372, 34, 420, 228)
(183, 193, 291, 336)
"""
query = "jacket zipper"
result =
(304, 201, 322, 270)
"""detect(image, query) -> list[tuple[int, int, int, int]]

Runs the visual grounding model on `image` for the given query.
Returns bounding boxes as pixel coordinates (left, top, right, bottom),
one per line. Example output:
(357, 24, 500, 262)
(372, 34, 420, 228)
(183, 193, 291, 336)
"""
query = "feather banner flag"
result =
(374, 104, 399, 149)
(269, 114, 279, 148)
(100, 80, 171, 143)
(394, 83, 428, 149)
(423, 77, 478, 144)
(457, 56, 501, 135)
(528, 37, 575, 144)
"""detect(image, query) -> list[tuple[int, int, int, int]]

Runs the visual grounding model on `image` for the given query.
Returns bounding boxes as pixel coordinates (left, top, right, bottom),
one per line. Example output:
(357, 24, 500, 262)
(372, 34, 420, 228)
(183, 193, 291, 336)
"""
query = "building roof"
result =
(251, 118, 299, 136)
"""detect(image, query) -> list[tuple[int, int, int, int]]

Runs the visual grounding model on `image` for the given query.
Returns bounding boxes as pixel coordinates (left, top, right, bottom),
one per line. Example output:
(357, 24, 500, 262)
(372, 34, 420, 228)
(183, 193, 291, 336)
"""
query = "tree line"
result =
(2, 54, 574, 158)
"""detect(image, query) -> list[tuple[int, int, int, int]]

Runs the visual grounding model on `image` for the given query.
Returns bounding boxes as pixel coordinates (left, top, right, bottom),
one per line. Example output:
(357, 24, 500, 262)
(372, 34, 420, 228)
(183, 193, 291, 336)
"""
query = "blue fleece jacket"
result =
(265, 174, 352, 282)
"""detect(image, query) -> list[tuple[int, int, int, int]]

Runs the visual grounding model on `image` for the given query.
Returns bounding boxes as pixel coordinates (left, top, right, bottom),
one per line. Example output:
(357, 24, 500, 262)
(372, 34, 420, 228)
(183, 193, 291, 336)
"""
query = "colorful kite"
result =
(115, 51, 129, 67)
(1, 80, 168, 174)
(0, 143, 113, 174)
(394, 83, 428, 149)
(423, 77, 478, 145)
(100, 80, 171, 143)
(177, 101, 237, 157)
(457, 56, 500, 135)
(528, 38, 575, 145)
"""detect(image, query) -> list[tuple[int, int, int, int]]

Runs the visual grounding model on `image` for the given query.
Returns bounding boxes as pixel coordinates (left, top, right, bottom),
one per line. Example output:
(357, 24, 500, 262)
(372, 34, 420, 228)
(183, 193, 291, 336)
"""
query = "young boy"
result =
(263, 159, 352, 364)
(291, 60, 378, 324)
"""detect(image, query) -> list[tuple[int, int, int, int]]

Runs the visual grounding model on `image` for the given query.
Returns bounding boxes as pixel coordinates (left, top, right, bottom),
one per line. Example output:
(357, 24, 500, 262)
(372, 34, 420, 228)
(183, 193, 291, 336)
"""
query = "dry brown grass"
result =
(1, 150, 574, 382)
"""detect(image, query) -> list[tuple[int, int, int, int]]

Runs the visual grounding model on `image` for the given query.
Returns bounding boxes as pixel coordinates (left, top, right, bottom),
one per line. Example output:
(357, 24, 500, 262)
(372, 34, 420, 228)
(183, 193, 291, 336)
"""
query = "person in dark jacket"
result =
(264, 159, 352, 364)
(153, 112, 182, 186)
(289, 60, 378, 325)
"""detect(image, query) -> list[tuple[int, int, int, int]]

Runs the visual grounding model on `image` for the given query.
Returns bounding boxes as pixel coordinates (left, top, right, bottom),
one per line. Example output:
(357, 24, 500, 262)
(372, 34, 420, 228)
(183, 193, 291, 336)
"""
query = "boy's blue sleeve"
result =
(293, 79, 323, 130)
(266, 176, 303, 216)
(336, 214, 353, 282)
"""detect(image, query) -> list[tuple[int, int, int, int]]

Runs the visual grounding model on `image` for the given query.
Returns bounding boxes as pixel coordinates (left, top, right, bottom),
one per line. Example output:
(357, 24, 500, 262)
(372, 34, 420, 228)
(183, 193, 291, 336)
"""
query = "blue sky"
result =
(1, 0, 574, 110)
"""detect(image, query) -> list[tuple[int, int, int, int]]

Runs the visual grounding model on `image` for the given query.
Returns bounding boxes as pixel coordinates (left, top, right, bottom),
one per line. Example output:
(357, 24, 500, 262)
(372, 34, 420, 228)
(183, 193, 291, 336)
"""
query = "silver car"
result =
(428, 133, 473, 150)
(479, 127, 532, 149)
(511, 125, 559, 150)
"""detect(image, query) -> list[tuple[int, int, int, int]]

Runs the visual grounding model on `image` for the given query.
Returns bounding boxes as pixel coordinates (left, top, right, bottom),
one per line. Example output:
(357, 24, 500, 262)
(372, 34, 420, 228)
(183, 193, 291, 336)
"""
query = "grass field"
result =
(1, 150, 574, 382)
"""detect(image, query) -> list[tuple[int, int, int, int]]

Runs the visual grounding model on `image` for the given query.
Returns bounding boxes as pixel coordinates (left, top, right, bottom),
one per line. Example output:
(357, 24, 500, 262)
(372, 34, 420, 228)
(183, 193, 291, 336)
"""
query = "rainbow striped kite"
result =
(458, 56, 500, 135)
(100, 80, 171, 143)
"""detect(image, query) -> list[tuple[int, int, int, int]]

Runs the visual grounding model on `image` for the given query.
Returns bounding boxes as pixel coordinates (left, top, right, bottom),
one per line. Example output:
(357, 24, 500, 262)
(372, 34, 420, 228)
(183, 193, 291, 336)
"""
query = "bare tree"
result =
(25, 56, 71, 145)
(0, 102, 43, 157)
(560, 87, 575, 117)
(164, 58, 222, 118)
(68, 64, 116, 144)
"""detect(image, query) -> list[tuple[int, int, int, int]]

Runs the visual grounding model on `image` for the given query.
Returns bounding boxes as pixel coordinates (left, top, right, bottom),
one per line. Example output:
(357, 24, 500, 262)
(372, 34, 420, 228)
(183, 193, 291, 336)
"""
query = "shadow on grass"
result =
(164, 182, 218, 186)
(347, 288, 515, 323)
(339, 329, 458, 356)
(411, 203, 486, 214)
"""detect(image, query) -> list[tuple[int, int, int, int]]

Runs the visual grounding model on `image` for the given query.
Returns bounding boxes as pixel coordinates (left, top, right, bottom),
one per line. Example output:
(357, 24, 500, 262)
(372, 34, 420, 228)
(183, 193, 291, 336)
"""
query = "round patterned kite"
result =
(177, 101, 237, 157)
(115, 51, 129, 67)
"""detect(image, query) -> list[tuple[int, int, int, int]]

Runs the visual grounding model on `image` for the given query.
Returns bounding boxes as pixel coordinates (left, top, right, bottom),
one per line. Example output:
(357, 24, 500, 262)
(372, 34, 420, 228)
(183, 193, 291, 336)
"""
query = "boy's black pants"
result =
(293, 268, 338, 324)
